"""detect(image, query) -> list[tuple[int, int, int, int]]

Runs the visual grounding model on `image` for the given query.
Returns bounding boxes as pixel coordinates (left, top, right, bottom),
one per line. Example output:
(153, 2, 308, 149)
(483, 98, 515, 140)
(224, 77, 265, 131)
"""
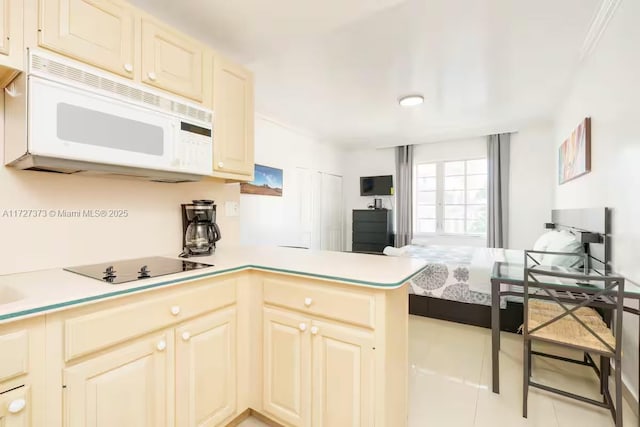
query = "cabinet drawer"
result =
(263, 277, 375, 329)
(352, 243, 385, 254)
(0, 385, 30, 425)
(64, 278, 236, 361)
(353, 232, 389, 245)
(352, 210, 388, 222)
(353, 222, 388, 233)
(0, 329, 28, 383)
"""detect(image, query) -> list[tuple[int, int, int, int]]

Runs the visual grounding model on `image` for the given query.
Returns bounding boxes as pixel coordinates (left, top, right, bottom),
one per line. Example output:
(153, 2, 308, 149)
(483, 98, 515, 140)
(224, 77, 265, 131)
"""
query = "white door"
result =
(320, 173, 344, 251)
(295, 167, 313, 249)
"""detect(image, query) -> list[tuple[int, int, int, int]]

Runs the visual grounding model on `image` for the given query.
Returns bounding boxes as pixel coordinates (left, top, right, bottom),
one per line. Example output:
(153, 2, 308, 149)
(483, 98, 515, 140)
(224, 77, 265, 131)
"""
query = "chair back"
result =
(523, 250, 625, 355)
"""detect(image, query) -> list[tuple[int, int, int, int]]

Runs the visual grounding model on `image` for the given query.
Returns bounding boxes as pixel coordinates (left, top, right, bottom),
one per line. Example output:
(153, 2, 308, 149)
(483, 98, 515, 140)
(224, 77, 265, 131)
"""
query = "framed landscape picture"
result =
(240, 164, 283, 196)
(559, 117, 591, 185)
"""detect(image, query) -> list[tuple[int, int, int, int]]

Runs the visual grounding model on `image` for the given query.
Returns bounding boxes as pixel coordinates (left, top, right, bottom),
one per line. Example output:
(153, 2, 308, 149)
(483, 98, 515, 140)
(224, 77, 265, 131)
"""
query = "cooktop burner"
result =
(64, 256, 214, 284)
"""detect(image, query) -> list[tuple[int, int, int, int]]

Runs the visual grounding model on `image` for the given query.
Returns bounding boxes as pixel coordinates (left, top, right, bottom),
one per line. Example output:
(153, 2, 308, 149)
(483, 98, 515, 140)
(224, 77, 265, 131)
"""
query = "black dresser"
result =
(352, 209, 393, 254)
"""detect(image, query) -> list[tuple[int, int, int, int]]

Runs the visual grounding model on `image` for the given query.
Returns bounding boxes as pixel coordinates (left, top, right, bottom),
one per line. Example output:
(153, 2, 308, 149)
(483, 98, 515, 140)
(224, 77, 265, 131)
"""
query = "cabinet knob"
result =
(218, 161, 224, 168)
(310, 326, 319, 335)
(123, 63, 133, 73)
(170, 306, 181, 316)
(182, 332, 191, 341)
(148, 71, 157, 81)
(304, 297, 313, 307)
(156, 340, 167, 351)
(8, 398, 26, 414)
(299, 323, 307, 332)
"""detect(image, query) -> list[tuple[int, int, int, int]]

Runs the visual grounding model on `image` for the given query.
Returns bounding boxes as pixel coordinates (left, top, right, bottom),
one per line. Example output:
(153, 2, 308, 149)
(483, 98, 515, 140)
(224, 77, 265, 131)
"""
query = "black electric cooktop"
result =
(64, 256, 214, 284)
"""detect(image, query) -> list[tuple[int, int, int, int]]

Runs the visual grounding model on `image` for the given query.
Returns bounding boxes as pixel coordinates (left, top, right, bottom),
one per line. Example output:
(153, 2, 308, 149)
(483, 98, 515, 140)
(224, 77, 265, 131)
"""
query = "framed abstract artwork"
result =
(240, 164, 283, 196)
(559, 117, 591, 185)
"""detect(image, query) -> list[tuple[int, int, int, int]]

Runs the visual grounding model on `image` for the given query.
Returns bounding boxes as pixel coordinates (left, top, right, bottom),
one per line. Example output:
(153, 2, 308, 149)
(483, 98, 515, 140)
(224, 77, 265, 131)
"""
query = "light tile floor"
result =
(240, 315, 638, 427)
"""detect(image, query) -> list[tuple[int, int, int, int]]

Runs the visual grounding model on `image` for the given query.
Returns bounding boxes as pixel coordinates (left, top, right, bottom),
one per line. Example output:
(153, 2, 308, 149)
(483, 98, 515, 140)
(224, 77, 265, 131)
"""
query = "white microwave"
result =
(4, 50, 213, 182)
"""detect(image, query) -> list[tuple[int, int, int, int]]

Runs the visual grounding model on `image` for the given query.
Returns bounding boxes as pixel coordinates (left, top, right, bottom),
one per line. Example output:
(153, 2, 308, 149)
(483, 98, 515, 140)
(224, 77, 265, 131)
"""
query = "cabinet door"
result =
(212, 55, 254, 176)
(263, 307, 311, 427)
(175, 307, 237, 427)
(0, 386, 30, 427)
(311, 320, 374, 427)
(0, 0, 23, 85)
(0, 0, 11, 56)
(63, 331, 172, 427)
(141, 19, 203, 101)
(39, 0, 135, 78)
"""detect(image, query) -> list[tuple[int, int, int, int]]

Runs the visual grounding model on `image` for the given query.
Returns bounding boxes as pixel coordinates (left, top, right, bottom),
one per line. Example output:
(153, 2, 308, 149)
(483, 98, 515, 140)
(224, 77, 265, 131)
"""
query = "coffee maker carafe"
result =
(180, 200, 221, 257)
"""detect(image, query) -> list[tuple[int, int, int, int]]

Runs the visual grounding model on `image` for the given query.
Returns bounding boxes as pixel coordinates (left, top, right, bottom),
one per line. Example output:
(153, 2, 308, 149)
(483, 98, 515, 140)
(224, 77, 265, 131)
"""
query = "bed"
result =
(385, 244, 526, 331)
(386, 208, 609, 332)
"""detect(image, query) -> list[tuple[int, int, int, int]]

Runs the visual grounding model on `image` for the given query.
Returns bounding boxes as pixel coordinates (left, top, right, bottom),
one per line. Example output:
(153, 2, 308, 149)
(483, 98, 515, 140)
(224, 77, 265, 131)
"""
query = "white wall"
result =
(413, 137, 486, 164)
(552, 0, 640, 399)
(239, 116, 344, 249)
(343, 134, 553, 250)
(342, 147, 396, 251)
(343, 138, 488, 250)
(508, 122, 555, 250)
(0, 99, 240, 275)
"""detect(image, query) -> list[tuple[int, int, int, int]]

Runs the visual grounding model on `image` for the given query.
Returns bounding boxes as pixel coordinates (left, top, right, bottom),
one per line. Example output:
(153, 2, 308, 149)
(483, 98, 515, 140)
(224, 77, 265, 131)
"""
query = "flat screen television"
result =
(360, 175, 393, 196)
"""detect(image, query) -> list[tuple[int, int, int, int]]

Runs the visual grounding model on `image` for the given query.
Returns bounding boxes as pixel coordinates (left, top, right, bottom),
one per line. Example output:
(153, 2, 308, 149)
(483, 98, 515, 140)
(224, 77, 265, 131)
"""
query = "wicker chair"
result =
(522, 253, 625, 426)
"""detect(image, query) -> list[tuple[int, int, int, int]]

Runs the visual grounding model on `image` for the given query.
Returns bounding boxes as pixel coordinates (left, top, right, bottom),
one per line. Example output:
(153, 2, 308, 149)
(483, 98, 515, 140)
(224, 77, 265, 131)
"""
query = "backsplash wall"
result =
(0, 98, 241, 275)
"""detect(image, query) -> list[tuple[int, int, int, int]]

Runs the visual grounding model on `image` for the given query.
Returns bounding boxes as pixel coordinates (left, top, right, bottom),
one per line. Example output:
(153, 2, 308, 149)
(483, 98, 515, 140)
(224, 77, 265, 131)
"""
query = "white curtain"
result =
(395, 145, 414, 247)
(487, 133, 510, 248)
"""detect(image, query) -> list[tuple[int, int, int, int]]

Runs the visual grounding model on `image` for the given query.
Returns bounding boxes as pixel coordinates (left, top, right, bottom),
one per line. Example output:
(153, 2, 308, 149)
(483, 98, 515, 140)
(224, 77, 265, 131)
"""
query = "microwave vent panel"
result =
(30, 53, 212, 124)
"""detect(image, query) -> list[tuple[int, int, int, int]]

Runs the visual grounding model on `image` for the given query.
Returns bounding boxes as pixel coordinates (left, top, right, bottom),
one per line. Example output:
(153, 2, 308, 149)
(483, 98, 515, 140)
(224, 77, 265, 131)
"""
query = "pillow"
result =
(383, 246, 409, 256)
(532, 231, 556, 252)
(532, 230, 584, 268)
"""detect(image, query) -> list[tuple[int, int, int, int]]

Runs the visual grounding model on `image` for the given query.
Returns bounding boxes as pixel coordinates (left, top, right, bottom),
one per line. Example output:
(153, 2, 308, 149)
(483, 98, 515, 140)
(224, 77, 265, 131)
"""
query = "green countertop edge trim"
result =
(0, 263, 427, 322)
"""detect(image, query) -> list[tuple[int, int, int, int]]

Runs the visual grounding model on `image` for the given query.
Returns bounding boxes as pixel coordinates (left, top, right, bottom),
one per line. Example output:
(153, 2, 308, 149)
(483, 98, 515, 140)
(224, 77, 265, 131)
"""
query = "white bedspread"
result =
(385, 244, 523, 306)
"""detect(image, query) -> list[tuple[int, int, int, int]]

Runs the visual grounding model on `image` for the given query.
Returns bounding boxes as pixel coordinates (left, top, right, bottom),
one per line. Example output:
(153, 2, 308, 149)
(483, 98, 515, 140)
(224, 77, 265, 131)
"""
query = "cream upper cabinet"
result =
(0, 0, 24, 86)
(0, 0, 10, 56)
(212, 55, 255, 177)
(262, 307, 311, 427)
(175, 307, 237, 427)
(39, 0, 135, 78)
(63, 330, 173, 427)
(311, 320, 374, 427)
(141, 18, 204, 101)
(0, 386, 30, 427)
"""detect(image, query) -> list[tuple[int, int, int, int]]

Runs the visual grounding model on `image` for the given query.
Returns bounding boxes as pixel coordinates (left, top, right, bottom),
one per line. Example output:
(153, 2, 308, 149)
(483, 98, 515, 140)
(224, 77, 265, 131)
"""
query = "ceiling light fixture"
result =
(398, 95, 424, 107)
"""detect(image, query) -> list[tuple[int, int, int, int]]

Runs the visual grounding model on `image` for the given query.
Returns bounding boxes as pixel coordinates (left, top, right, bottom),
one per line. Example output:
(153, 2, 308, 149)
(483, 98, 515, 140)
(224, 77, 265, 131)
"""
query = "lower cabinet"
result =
(62, 306, 238, 427)
(263, 307, 311, 427)
(262, 307, 374, 427)
(311, 320, 374, 427)
(175, 307, 237, 427)
(0, 386, 30, 427)
(63, 330, 173, 427)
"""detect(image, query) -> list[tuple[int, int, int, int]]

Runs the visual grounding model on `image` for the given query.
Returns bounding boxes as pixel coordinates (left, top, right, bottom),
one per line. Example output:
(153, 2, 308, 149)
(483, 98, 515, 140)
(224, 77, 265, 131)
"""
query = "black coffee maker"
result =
(180, 200, 221, 257)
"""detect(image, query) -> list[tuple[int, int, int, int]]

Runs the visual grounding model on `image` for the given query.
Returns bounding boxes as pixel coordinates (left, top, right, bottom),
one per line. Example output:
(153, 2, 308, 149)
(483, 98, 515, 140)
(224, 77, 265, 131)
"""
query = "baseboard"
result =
(224, 409, 284, 427)
(249, 409, 285, 426)
(224, 409, 251, 426)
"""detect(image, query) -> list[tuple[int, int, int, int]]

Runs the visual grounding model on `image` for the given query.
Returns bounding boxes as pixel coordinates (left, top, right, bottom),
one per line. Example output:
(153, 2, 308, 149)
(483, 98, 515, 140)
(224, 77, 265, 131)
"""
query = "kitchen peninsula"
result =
(0, 246, 425, 427)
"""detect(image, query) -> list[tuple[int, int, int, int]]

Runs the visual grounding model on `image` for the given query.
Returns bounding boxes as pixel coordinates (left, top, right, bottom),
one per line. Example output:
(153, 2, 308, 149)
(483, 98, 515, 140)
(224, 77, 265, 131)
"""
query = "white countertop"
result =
(0, 246, 426, 323)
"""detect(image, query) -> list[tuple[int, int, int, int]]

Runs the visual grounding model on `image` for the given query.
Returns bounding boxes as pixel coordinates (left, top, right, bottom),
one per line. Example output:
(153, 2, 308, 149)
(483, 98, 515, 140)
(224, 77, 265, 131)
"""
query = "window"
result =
(414, 159, 487, 236)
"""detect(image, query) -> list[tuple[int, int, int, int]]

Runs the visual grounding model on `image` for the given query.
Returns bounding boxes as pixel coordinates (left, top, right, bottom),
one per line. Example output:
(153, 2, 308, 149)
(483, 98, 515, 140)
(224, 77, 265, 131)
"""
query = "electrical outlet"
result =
(225, 201, 239, 217)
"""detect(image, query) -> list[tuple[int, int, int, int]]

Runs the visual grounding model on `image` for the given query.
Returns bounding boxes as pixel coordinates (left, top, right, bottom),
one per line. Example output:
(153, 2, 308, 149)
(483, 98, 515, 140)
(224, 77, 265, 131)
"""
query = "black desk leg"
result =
(491, 279, 500, 394)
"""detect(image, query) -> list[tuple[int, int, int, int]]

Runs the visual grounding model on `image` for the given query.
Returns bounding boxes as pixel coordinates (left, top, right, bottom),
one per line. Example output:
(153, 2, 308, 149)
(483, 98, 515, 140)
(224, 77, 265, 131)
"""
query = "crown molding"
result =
(579, 0, 622, 61)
